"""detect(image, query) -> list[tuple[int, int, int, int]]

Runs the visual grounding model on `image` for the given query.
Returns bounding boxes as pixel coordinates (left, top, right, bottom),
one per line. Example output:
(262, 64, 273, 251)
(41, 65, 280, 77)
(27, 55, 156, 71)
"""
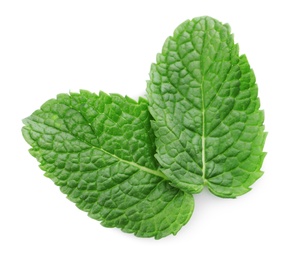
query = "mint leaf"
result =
(22, 90, 194, 239)
(147, 16, 266, 197)
(22, 16, 266, 239)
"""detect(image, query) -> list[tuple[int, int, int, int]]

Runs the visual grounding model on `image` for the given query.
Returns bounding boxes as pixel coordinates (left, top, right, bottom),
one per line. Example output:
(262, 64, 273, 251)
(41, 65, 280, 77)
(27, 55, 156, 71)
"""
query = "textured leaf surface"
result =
(147, 16, 266, 197)
(22, 90, 194, 239)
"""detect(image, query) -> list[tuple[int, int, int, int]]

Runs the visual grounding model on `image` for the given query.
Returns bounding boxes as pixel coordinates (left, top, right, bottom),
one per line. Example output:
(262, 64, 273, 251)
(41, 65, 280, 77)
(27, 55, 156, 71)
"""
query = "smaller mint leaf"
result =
(147, 16, 266, 197)
(22, 91, 194, 239)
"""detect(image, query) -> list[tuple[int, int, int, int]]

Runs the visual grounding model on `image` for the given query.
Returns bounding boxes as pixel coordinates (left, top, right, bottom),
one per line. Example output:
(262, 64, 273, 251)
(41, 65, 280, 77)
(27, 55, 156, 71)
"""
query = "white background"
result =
(1, 0, 291, 259)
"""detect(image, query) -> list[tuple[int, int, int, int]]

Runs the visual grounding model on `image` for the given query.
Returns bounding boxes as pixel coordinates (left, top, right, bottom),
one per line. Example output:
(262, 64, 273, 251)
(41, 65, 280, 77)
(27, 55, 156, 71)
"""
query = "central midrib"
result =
(98, 147, 168, 180)
(200, 21, 207, 184)
(201, 76, 206, 183)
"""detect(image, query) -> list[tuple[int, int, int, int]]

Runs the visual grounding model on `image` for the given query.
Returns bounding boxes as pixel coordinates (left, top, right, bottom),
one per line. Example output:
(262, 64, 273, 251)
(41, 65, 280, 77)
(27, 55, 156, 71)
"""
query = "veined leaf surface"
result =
(22, 91, 194, 239)
(147, 16, 266, 197)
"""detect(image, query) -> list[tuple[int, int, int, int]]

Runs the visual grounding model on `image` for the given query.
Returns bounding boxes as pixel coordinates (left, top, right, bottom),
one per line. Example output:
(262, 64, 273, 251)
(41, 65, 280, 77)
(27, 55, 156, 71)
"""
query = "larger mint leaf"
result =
(147, 16, 266, 197)
(22, 90, 194, 239)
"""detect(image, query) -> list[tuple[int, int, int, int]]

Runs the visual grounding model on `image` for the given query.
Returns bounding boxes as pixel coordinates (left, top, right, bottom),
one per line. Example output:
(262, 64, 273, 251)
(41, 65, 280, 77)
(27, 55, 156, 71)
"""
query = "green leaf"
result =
(147, 16, 266, 198)
(22, 16, 266, 239)
(22, 90, 194, 239)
